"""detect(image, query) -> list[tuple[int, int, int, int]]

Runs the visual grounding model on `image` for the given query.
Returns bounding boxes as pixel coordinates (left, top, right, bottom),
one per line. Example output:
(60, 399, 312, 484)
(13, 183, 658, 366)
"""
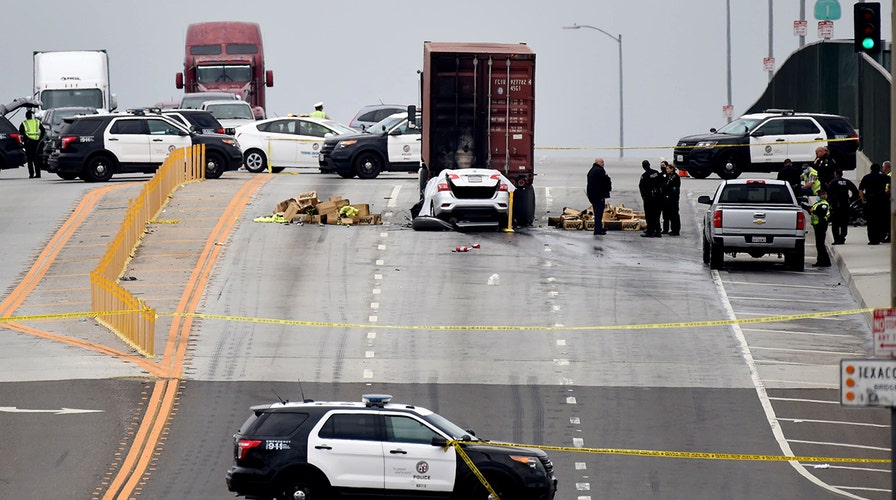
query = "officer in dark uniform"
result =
(813, 146, 837, 189)
(826, 169, 859, 245)
(659, 160, 680, 235)
(639, 160, 663, 237)
(586, 157, 612, 235)
(18, 110, 45, 178)
(776, 158, 801, 198)
(858, 163, 889, 245)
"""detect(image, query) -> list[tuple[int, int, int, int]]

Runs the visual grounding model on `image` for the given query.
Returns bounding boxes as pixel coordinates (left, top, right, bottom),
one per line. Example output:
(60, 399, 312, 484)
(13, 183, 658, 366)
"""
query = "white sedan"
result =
(414, 168, 514, 230)
(235, 117, 355, 173)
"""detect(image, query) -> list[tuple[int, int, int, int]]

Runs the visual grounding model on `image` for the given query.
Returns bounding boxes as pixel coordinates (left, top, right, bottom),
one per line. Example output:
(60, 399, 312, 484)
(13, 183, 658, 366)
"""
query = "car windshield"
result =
(321, 121, 358, 135)
(714, 117, 764, 135)
(422, 413, 480, 440)
(50, 108, 97, 127)
(181, 94, 236, 109)
(366, 114, 406, 134)
(206, 103, 254, 120)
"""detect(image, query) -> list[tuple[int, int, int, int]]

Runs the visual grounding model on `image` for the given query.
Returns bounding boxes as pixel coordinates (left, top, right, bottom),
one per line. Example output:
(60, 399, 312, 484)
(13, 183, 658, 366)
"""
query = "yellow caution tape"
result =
(480, 441, 890, 463)
(148, 220, 180, 224)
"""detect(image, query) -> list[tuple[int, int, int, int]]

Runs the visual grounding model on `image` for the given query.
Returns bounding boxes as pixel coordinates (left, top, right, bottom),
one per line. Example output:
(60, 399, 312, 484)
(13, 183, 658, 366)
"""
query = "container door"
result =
(487, 57, 535, 182)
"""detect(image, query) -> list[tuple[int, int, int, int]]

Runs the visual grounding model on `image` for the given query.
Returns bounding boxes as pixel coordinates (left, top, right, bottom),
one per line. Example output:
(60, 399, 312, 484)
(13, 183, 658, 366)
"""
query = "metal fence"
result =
(89, 146, 205, 357)
(748, 39, 891, 165)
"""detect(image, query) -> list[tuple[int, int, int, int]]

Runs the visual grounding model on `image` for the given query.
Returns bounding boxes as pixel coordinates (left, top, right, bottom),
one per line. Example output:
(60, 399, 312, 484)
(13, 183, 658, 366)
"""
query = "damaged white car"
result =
(412, 168, 514, 231)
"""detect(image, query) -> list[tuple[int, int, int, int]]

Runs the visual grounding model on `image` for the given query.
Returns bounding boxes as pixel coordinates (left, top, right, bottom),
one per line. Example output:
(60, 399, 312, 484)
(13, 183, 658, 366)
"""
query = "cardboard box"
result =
(353, 204, 370, 216)
(547, 216, 562, 227)
(562, 207, 582, 217)
(275, 198, 293, 214)
(561, 219, 584, 230)
(584, 219, 596, 231)
(296, 191, 318, 205)
(315, 201, 338, 214)
(614, 206, 636, 219)
(329, 195, 343, 202)
(340, 217, 355, 225)
(355, 214, 382, 225)
(283, 201, 301, 222)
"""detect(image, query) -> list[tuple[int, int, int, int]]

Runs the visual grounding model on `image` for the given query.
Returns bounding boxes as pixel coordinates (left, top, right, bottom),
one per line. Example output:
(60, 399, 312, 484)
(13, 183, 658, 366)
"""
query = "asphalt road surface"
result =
(0, 159, 887, 500)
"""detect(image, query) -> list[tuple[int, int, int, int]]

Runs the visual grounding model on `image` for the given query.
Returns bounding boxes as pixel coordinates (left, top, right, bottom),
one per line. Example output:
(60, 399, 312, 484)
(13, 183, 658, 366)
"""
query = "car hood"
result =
(677, 132, 745, 145)
(324, 130, 383, 144)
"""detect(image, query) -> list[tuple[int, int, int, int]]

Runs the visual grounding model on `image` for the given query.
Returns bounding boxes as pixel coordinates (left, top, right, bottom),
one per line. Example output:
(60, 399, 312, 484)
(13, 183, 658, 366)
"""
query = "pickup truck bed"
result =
(698, 179, 807, 271)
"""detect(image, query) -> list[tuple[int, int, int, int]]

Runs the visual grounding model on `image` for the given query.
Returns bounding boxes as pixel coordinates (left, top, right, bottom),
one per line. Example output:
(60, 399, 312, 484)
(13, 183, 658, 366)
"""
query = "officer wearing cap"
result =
(310, 102, 329, 119)
(639, 160, 663, 237)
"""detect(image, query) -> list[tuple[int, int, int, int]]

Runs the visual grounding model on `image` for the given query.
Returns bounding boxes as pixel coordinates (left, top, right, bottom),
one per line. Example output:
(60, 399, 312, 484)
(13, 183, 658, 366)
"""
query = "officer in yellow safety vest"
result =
(309, 102, 329, 119)
(807, 190, 831, 267)
(18, 110, 45, 178)
(800, 163, 820, 196)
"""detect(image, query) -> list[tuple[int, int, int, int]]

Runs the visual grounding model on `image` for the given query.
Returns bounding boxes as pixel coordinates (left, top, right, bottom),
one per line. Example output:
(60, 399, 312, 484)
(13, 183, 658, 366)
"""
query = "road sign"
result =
(794, 20, 808, 37)
(841, 359, 896, 407)
(814, 0, 841, 20)
(762, 57, 775, 72)
(818, 20, 834, 39)
(874, 308, 896, 357)
(722, 105, 734, 118)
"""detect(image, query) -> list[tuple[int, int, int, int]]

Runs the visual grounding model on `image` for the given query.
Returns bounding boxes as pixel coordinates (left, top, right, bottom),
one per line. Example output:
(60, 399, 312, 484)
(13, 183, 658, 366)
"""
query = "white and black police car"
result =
(226, 394, 558, 500)
(46, 109, 242, 182)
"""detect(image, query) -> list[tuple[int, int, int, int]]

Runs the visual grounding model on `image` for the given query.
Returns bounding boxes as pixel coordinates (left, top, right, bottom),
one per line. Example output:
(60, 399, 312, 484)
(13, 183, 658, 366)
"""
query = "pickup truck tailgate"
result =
(716, 205, 800, 233)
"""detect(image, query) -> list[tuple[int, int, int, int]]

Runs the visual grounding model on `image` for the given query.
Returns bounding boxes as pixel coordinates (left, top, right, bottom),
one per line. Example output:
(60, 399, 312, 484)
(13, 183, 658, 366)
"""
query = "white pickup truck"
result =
(698, 179, 807, 271)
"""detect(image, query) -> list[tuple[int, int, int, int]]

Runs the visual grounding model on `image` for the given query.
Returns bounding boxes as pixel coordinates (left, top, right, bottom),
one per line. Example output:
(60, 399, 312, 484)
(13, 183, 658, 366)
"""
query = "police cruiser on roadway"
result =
(226, 394, 558, 500)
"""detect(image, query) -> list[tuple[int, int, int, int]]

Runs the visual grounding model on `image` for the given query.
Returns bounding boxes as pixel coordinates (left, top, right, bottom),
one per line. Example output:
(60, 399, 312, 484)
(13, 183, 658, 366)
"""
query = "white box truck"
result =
(33, 50, 118, 113)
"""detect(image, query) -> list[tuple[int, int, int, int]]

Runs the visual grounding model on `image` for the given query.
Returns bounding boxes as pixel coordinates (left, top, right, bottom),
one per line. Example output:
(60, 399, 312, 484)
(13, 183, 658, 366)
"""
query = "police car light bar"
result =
(362, 394, 393, 407)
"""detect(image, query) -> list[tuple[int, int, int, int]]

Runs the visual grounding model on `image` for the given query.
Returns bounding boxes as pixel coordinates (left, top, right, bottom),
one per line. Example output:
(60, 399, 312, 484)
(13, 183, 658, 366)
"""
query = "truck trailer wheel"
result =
(513, 185, 536, 226)
(709, 241, 724, 270)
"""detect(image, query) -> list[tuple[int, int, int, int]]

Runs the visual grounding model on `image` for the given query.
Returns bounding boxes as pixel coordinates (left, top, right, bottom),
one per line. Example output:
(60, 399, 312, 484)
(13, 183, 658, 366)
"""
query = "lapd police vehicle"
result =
(673, 110, 858, 179)
(318, 111, 422, 179)
(46, 109, 242, 181)
(226, 394, 558, 500)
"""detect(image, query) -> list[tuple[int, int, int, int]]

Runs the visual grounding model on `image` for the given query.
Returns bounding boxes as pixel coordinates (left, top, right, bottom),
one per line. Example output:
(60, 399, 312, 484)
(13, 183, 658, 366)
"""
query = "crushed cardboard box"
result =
(550, 203, 646, 231)
(265, 191, 382, 226)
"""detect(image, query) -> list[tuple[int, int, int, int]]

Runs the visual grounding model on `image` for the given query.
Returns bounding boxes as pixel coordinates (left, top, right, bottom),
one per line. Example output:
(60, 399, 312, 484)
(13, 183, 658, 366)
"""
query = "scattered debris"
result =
(259, 191, 383, 226)
(548, 203, 647, 231)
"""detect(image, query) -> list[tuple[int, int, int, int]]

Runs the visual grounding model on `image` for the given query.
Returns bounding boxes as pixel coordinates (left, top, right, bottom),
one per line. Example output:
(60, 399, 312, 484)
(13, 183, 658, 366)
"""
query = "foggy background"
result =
(0, 0, 889, 160)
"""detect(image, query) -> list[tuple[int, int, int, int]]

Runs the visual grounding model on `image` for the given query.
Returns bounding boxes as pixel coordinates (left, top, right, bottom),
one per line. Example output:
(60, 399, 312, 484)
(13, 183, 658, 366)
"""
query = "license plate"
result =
(752, 236, 767, 243)
(467, 175, 482, 183)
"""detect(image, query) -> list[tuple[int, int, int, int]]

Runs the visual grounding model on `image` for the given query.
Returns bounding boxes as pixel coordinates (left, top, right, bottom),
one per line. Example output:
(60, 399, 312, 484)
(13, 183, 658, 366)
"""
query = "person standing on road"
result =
(639, 160, 663, 238)
(777, 158, 801, 197)
(309, 102, 329, 119)
(803, 189, 831, 267)
(18, 110, 44, 178)
(883, 160, 891, 243)
(813, 146, 836, 189)
(826, 169, 859, 245)
(801, 163, 821, 196)
(586, 157, 612, 235)
(659, 160, 680, 235)
(859, 163, 890, 245)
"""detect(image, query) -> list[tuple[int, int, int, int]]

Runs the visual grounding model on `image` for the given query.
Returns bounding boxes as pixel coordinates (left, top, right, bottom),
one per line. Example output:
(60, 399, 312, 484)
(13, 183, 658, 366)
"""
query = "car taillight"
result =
(490, 173, 501, 180)
(216, 128, 226, 134)
(448, 173, 460, 180)
(237, 439, 262, 460)
(437, 182, 451, 192)
(61, 136, 78, 150)
(498, 183, 509, 192)
(713, 210, 723, 228)
(796, 211, 805, 230)
(9, 132, 23, 145)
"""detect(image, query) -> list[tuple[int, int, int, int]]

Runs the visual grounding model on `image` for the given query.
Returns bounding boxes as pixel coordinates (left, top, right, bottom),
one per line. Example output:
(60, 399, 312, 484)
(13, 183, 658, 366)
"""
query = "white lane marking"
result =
(370, 303, 379, 310)
(743, 328, 855, 339)
(722, 280, 820, 289)
(544, 187, 553, 211)
(829, 486, 892, 493)
(552, 305, 561, 312)
(712, 269, 863, 499)
(380, 232, 388, 238)
(376, 259, 384, 266)
(363, 369, 373, 378)
(560, 378, 574, 385)
(365, 351, 375, 358)
(787, 439, 891, 452)
(372, 289, 381, 295)
(554, 359, 569, 366)
(575, 483, 591, 490)
(778, 417, 890, 428)
(575, 462, 587, 470)
(762, 379, 838, 388)
(0, 407, 103, 415)
(767, 396, 838, 404)
(367, 332, 376, 339)
(731, 311, 850, 320)
(557, 339, 567, 346)
(387, 186, 401, 208)
(378, 244, 386, 250)
(545, 247, 552, 252)
(726, 296, 846, 305)
(566, 396, 577, 404)
(570, 417, 581, 424)
(572, 437, 584, 447)
(749, 346, 864, 356)
(374, 274, 382, 280)
(820, 465, 890, 473)
(368, 315, 378, 322)
(554, 323, 564, 327)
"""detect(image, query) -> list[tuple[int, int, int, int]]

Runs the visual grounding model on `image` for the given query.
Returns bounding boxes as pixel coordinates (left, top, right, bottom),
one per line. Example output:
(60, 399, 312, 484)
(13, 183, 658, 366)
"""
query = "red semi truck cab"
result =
(176, 22, 273, 119)
(420, 41, 536, 225)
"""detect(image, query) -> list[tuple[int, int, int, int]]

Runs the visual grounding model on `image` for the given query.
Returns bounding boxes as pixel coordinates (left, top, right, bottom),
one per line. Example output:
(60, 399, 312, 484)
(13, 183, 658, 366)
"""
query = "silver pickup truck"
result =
(698, 179, 807, 271)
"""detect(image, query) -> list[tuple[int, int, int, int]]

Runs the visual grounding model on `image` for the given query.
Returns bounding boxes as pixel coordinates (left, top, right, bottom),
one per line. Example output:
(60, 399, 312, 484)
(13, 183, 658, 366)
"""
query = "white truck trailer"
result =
(33, 50, 118, 113)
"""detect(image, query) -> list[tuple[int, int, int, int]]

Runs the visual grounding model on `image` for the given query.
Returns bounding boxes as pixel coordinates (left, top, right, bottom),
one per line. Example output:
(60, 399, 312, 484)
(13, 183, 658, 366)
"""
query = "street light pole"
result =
(563, 23, 624, 158)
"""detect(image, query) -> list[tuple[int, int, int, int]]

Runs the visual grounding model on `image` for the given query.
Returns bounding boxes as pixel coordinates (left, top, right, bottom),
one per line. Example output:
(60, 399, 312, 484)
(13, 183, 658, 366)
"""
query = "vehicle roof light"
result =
(362, 394, 392, 407)
(745, 180, 766, 184)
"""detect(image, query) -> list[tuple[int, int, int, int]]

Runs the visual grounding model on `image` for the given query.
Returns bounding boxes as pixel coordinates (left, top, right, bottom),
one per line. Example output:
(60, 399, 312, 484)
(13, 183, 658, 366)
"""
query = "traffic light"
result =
(853, 2, 882, 54)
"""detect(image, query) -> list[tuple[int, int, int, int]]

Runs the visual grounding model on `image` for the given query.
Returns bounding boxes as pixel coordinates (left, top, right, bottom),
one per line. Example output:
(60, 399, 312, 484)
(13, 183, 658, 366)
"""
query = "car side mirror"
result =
(430, 436, 447, 447)
(179, 130, 189, 136)
(709, 128, 717, 133)
(698, 195, 712, 205)
(751, 131, 764, 137)
(324, 132, 333, 138)
(390, 128, 402, 136)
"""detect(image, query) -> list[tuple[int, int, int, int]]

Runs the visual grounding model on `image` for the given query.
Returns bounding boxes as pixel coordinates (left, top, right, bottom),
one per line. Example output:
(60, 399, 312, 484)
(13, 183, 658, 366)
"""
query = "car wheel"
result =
(513, 185, 536, 226)
(57, 172, 78, 181)
(784, 240, 805, 271)
(278, 475, 330, 500)
(716, 153, 743, 180)
(461, 473, 520, 500)
(337, 171, 354, 178)
(709, 240, 724, 270)
(687, 169, 711, 179)
(244, 149, 267, 173)
(353, 152, 382, 179)
(83, 155, 115, 182)
(702, 236, 711, 264)
(204, 151, 226, 179)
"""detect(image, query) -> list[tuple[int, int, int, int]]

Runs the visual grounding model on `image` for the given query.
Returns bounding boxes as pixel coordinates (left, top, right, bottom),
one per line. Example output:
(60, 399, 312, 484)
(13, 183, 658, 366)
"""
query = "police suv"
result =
(46, 109, 242, 181)
(226, 394, 558, 500)
(318, 111, 421, 179)
(673, 109, 859, 180)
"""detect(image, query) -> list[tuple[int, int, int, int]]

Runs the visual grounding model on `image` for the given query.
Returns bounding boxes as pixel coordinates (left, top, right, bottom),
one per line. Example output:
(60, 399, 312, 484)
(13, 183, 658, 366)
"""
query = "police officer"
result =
(859, 163, 890, 245)
(659, 160, 680, 235)
(826, 169, 859, 245)
(639, 160, 663, 237)
(586, 157, 612, 235)
(800, 163, 820, 196)
(803, 189, 831, 267)
(812, 146, 836, 189)
(776, 158, 801, 198)
(18, 110, 45, 178)
(310, 102, 329, 119)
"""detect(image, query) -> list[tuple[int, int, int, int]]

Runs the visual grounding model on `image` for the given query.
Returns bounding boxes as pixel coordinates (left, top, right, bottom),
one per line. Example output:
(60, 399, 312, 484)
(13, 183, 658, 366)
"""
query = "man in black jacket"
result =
(659, 160, 681, 235)
(586, 158, 612, 235)
(826, 169, 859, 245)
(639, 160, 663, 237)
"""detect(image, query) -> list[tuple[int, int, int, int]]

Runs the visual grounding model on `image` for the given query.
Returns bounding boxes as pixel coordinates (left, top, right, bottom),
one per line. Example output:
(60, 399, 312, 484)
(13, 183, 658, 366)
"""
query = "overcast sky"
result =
(1, 0, 890, 160)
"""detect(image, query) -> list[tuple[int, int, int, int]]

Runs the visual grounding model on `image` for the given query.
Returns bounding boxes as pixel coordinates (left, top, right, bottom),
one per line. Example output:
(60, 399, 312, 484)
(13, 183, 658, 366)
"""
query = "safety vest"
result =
(810, 199, 830, 225)
(310, 110, 327, 119)
(801, 167, 821, 194)
(22, 118, 41, 141)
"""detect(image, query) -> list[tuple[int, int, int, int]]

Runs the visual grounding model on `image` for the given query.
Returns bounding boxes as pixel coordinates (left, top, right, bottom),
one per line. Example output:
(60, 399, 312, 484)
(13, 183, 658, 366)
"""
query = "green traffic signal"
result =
(862, 37, 876, 50)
